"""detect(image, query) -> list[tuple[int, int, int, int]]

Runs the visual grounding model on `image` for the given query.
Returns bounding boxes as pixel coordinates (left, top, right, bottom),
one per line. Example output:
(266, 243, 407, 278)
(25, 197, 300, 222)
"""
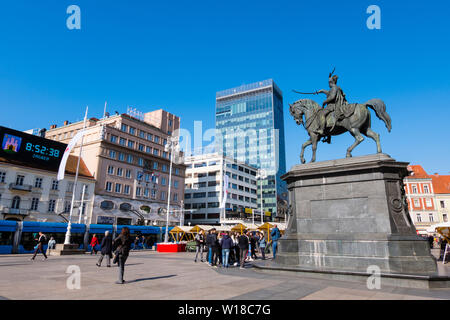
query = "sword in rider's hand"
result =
(292, 90, 319, 95)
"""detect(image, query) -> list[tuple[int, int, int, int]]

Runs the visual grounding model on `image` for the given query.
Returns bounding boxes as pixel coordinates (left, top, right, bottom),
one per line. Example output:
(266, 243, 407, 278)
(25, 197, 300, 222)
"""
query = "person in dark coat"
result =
(238, 231, 249, 269)
(113, 227, 133, 284)
(205, 229, 217, 266)
(31, 231, 47, 260)
(96, 231, 113, 267)
(250, 232, 259, 260)
(220, 232, 233, 268)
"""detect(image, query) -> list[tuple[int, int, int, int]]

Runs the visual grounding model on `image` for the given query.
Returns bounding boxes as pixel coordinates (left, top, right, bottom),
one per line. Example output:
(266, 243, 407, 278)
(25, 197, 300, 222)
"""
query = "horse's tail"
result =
(365, 99, 391, 132)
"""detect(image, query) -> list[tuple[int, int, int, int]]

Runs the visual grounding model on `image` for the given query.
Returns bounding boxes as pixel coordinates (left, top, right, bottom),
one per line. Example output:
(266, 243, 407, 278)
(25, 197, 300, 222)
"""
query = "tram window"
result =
(0, 232, 13, 245)
(20, 232, 38, 251)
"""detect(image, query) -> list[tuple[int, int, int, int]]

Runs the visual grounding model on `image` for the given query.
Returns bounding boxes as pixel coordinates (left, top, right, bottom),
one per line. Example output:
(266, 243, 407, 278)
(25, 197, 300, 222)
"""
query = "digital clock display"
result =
(0, 126, 67, 171)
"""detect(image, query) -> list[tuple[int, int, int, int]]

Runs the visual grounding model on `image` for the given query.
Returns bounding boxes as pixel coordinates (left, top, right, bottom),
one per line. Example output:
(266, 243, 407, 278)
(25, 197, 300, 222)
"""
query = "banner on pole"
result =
(57, 130, 85, 181)
(220, 174, 229, 209)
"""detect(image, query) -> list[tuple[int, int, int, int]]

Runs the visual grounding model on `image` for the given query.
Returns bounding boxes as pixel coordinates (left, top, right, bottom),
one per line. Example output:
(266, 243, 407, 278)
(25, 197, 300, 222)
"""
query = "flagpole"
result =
(64, 106, 88, 245)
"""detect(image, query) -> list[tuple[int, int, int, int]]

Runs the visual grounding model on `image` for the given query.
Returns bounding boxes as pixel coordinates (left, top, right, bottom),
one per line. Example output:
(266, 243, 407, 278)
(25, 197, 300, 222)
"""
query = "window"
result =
(175, 168, 180, 175)
(174, 180, 179, 189)
(412, 185, 418, 193)
(126, 170, 132, 179)
(100, 201, 114, 210)
(173, 193, 178, 201)
(16, 175, 24, 186)
(11, 196, 20, 209)
(146, 146, 152, 153)
(51, 180, 59, 190)
(153, 162, 158, 170)
(119, 138, 126, 146)
(169, 119, 173, 127)
(147, 133, 153, 141)
(416, 214, 422, 222)
(136, 187, 141, 197)
(139, 131, 146, 138)
(138, 158, 144, 166)
(107, 166, 114, 174)
(185, 193, 191, 199)
(163, 151, 168, 158)
(443, 214, 448, 222)
(161, 191, 166, 200)
(423, 185, 429, 193)
(124, 185, 130, 195)
(30, 198, 39, 211)
(154, 136, 160, 143)
(67, 182, 74, 193)
(119, 153, 125, 161)
(162, 164, 168, 172)
(441, 201, 445, 209)
(208, 202, 219, 208)
(193, 192, 206, 198)
(208, 181, 217, 187)
(127, 155, 133, 164)
(117, 168, 123, 176)
(0, 171, 5, 183)
(48, 199, 56, 212)
(429, 213, 434, 222)
(413, 199, 420, 207)
(129, 127, 136, 135)
(105, 182, 112, 192)
(151, 189, 157, 198)
(109, 150, 116, 159)
(425, 199, 432, 207)
(34, 178, 43, 188)
(115, 183, 122, 193)
(138, 144, 144, 151)
(208, 191, 219, 197)
(63, 201, 71, 213)
(163, 139, 167, 146)
(153, 149, 159, 156)
(127, 140, 135, 148)
(161, 178, 166, 185)
(110, 135, 118, 143)
(121, 124, 128, 132)
(144, 188, 149, 197)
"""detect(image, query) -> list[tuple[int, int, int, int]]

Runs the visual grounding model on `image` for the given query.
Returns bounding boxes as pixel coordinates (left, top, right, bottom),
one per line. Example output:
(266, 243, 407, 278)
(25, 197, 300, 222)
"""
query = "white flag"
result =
(57, 130, 85, 181)
(220, 174, 229, 209)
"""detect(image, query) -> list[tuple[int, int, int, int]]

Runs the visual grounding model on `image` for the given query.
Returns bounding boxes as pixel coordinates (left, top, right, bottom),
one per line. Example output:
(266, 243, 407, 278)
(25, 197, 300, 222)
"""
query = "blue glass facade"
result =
(215, 79, 287, 219)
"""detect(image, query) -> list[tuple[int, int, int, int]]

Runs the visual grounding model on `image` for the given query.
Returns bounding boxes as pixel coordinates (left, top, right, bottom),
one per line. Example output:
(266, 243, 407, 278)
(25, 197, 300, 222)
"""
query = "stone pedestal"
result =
(254, 154, 450, 288)
(49, 244, 86, 256)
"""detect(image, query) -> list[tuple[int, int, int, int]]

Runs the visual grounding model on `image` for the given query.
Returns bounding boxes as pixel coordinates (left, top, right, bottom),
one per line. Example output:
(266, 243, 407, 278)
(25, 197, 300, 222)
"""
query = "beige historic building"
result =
(0, 155, 95, 223)
(431, 173, 450, 224)
(45, 109, 185, 226)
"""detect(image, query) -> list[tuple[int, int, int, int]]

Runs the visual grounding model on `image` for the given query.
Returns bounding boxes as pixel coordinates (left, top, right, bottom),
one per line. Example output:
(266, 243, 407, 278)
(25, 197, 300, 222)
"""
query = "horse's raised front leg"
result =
(347, 128, 364, 157)
(300, 138, 312, 164)
(364, 127, 382, 153)
(311, 134, 319, 162)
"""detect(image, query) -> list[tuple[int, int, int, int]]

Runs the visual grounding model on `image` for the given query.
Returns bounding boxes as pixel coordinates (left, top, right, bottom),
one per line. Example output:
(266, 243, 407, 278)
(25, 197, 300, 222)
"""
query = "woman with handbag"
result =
(113, 227, 132, 284)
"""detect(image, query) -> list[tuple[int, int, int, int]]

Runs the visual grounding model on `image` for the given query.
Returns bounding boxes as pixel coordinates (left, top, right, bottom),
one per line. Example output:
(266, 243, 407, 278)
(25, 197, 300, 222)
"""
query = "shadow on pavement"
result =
(127, 274, 177, 283)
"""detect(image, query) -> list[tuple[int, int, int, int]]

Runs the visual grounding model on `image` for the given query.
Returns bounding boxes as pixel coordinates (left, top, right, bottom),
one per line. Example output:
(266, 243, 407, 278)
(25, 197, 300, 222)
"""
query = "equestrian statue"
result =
(289, 68, 392, 164)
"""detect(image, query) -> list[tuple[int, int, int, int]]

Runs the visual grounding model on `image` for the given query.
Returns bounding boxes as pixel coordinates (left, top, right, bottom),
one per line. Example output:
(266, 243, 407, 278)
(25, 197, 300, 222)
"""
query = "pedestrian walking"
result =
(205, 229, 216, 265)
(259, 232, 266, 260)
(113, 227, 132, 284)
(221, 232, 233, 268)
(194, 230, 205, 262)
(232, 232, 240, 266)
(141, 236, 146, 249)
(96, 231, 113, 267)
(270, 224, 281, 259)
(238, 231, 249, 269)
(90, 234, 99, 255)
(133, 236, 140, 250)
(250, 232, 258, 260)
(31, 231, 47, 260)
(214, 232, 222, 267)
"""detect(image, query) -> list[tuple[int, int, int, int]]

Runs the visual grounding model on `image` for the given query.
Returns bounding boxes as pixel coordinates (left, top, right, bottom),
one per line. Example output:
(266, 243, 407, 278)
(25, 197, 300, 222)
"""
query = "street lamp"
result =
(163, 136, 179, 243)
(256, 169, 267, 224)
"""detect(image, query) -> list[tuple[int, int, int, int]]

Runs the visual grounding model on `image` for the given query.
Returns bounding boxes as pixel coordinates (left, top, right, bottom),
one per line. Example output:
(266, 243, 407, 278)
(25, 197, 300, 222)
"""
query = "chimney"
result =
(63, 120, 69, 126)
(50, 124, 57, 129)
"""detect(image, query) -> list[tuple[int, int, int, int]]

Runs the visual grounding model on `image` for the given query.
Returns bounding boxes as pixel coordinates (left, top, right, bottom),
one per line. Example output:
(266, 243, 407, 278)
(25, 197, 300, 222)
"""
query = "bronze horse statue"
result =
(289, 98, 392, 163)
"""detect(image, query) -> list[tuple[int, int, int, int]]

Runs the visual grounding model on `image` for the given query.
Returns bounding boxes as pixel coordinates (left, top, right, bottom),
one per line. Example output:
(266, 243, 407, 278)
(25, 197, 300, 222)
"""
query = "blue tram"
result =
(0, 220, 171, 254)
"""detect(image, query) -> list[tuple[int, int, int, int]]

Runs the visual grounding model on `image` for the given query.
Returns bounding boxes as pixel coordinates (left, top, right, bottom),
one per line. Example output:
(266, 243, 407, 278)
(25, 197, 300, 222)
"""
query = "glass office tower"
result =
(215, 79, 287, 220)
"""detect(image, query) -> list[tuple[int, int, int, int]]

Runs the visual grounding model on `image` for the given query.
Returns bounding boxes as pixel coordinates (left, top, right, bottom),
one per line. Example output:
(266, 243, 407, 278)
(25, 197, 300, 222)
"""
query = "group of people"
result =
(90, 234, 154, 255)
(193, 225, 282, 269)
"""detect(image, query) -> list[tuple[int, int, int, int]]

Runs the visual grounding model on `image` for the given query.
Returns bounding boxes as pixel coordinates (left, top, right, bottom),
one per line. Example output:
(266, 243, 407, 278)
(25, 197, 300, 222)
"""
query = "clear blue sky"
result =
(1, 0, 449, 174)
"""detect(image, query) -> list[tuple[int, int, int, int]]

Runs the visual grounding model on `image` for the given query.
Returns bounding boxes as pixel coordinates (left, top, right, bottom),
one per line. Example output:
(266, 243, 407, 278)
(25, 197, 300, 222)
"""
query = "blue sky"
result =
(1, 0, 449, 174)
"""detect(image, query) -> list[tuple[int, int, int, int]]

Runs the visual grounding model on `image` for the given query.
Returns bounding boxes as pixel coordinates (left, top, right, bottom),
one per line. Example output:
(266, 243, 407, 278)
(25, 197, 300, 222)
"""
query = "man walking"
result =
(97, 231, 113, 267)
(194, 230, 205, 262)
(238, 231, 249, 269)
(205, 229, 217, 265)
(31, 231, 47, 260)
(270, 224, 281, 259)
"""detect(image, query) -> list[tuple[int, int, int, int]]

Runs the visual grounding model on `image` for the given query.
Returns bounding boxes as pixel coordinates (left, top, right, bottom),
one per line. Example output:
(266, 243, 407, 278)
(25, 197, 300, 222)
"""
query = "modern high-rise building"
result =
(215, 79, 287, 220)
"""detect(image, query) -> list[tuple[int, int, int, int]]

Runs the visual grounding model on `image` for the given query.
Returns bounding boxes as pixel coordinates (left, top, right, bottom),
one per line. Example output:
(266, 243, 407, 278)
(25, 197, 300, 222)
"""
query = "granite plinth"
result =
(49, 243, 86, 256)
(261, 154, 447, 287)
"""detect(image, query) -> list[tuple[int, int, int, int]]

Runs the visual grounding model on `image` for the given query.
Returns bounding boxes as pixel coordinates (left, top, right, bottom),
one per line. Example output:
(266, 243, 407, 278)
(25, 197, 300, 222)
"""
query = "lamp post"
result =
(163, 136, 179, 243)
(256, 169, 267, 225)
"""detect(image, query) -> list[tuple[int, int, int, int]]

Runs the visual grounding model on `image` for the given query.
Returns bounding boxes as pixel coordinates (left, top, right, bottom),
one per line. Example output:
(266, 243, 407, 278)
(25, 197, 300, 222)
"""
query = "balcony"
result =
(2, 207, 30, 216)
(9, 183, 32, 192)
